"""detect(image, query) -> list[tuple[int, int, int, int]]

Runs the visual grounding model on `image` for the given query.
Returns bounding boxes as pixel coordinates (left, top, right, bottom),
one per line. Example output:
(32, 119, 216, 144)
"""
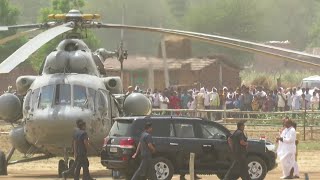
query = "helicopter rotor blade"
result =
(0, 27, 8, 31)
(99, 23, 320, 68)
(0, 28, 39, 45)
(0, 22, 74, 74)
(162, 29, 320, 61)
(0, 23, 43, 31)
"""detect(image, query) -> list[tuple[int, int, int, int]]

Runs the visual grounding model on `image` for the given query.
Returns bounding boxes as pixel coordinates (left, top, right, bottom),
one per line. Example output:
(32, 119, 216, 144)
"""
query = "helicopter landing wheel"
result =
(0, 151, 7, 175)
(68, 159, 75, 178)
(58, 159, 67, 178)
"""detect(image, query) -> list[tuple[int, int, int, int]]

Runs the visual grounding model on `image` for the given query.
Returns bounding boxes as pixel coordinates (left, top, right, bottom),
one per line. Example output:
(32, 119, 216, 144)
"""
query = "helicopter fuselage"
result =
(23, 73, 113, 156)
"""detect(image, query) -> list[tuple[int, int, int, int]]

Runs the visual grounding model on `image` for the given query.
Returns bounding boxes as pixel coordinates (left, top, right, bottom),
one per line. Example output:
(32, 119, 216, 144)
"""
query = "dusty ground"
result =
(0, 151, 319, 180)
(1, 123, 320, 179)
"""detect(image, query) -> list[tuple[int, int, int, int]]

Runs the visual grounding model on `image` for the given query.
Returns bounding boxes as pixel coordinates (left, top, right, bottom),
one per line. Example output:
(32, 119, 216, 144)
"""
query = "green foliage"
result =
(0, 0, 26, 63)
(7, 0, 320, 68)
(241, 70, 316, 88)
(85, 0, 177, 55)
(182, 0, 262, 66)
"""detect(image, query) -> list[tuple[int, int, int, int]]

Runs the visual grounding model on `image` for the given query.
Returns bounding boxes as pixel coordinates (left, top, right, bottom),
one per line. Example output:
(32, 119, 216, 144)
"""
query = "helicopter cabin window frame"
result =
(73, 84, 88, 109)
(24, 89, 32, 112)
(38, 85, 55, 109)
(96, 89, 110, 117)
(30, 88, 40, 111)
(87, 88, 96, 111)
(54, 84, 71, 106)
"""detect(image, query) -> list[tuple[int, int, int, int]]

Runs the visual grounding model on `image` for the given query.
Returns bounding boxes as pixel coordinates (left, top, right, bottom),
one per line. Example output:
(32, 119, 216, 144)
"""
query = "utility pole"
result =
(119, 4, 125, 82)
(160, 33, 170, 88)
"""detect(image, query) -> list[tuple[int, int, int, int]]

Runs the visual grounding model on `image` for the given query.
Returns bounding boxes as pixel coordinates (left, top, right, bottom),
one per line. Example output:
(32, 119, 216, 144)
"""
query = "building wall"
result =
(106, 61, 241, 92)
(0, 64, 36, 94)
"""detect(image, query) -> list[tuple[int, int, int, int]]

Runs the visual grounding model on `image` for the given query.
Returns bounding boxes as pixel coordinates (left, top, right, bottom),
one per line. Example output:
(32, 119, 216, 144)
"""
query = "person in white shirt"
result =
(159, 93, 169, 115)
(305, 88, 312, 109)
(286, 88, 292, 110)
(310, 91, 319, 110)
(291, 88, 300, 111)
(152, 89, 161, 109)
(277, 87, 287, 111)
(204, 89, 211, 109)
(277, 118, 297, 179)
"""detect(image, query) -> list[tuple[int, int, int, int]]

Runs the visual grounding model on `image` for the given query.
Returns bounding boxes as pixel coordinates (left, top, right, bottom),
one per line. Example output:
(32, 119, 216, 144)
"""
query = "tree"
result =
(29, 0, 99, 71)
(0, 0, 25, 63)
(183, 0, 262, 66)
(85, 0, 177, 55)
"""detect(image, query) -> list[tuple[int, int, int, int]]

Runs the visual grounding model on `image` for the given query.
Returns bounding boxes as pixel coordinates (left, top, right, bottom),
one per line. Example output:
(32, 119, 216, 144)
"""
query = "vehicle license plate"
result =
(110, 147, 118, 153)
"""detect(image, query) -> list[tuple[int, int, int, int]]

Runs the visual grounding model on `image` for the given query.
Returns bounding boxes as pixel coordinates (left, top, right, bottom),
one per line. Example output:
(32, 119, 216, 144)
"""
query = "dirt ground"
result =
(1, 124, 320, 180)
(0, 151, 319, 180)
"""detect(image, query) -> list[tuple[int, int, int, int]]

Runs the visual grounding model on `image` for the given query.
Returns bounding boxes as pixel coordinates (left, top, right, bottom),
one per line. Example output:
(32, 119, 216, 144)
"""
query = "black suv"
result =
(101, 116, 277, 180)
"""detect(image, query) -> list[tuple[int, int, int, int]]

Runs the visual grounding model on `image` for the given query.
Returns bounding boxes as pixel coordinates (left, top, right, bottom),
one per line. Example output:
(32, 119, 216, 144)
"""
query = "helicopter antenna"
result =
(118, 3, 127, 82)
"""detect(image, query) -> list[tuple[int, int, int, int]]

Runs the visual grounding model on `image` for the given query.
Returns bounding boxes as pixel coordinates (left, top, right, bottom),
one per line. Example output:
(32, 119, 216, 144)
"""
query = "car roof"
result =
(113, 115, 231, 135)
(114, 115, 203, 121)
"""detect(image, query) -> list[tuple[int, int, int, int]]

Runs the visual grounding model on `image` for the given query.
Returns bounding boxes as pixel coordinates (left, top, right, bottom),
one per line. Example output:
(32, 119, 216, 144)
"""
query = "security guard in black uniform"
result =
(131, 122, 156, 180)
(73, 119, 95, 180)
(224, 121, 250, 180)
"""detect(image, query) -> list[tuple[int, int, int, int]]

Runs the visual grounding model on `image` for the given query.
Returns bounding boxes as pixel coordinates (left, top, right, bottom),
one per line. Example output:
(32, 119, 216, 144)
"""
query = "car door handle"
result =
(202, 144, 212, 147)
(170, 143, 179, 146)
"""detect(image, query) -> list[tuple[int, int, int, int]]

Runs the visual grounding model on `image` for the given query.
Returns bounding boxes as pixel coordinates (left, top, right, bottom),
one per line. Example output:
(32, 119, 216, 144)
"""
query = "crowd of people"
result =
(127, 85, 320, 114)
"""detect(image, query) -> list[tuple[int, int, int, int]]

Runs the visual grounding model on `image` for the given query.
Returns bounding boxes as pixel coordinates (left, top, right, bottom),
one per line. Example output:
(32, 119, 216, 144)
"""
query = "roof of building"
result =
(104, 56, 219, 71)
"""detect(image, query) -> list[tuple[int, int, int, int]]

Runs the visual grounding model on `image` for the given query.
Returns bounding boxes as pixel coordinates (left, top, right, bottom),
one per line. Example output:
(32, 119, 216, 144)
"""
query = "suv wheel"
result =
(151, 157, 174, 180)
(247, 156, 267, 180)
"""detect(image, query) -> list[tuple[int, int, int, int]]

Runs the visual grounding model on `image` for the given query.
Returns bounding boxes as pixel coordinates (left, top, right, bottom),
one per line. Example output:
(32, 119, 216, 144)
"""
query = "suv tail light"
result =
(119, 138, 135, 148)
(103, 137, 109, 147)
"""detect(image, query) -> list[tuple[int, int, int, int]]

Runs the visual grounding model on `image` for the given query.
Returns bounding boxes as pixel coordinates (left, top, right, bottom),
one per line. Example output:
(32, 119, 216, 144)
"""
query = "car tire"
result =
(151, 157, 174, 180)
(0, 151, 7, 175)
(247, 155, 267, 180)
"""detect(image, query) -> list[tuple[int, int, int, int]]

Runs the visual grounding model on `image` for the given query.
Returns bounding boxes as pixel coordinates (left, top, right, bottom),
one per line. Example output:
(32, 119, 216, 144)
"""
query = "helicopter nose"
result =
(25, 106, 94, 147)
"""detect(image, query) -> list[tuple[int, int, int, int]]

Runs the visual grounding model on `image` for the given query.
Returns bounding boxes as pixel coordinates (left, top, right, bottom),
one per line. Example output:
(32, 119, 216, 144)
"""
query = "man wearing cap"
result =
(73, 119, 95, 180)
(131, 122, 156, 180)
(223, 121, 250, 180)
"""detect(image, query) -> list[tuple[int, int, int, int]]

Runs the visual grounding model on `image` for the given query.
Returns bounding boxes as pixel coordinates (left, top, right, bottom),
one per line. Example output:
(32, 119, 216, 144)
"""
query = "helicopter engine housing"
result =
(16, 76, 37, 95)
(9, 127, 33, 154)
(0, 93, 22, 123)
(123, 93, 152, 116)
(102, 77, 123, 94)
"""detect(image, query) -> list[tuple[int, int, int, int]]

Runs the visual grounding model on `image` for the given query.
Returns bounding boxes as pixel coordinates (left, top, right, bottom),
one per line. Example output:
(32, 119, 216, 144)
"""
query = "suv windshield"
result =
(109, 120, 133, 137)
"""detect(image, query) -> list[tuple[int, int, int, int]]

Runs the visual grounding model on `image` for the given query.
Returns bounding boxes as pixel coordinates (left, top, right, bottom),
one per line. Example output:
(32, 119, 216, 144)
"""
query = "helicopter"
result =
(0, 9, 320, 178)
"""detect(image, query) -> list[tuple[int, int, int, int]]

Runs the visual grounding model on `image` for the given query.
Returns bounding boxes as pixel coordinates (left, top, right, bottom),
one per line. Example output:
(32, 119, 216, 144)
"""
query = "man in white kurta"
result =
(277, 119, 296, 179)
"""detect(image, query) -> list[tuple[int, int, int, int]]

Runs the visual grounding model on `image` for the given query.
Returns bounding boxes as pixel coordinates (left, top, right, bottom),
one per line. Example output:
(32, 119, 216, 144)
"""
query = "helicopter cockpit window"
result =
(39, 85, 55, 109)
(73, 85, 87, 108)
(55, 84, 71, 105)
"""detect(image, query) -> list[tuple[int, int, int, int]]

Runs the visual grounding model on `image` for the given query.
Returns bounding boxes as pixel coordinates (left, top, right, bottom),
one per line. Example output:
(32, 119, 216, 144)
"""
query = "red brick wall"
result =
(0, 64, 37, 94)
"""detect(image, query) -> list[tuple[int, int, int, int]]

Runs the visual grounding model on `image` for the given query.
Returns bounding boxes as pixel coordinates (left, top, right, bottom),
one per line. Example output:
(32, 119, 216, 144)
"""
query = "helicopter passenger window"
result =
(39, 85, 55, 109)
(55, 84, 71, 105)
(74, 85, 87, 108)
